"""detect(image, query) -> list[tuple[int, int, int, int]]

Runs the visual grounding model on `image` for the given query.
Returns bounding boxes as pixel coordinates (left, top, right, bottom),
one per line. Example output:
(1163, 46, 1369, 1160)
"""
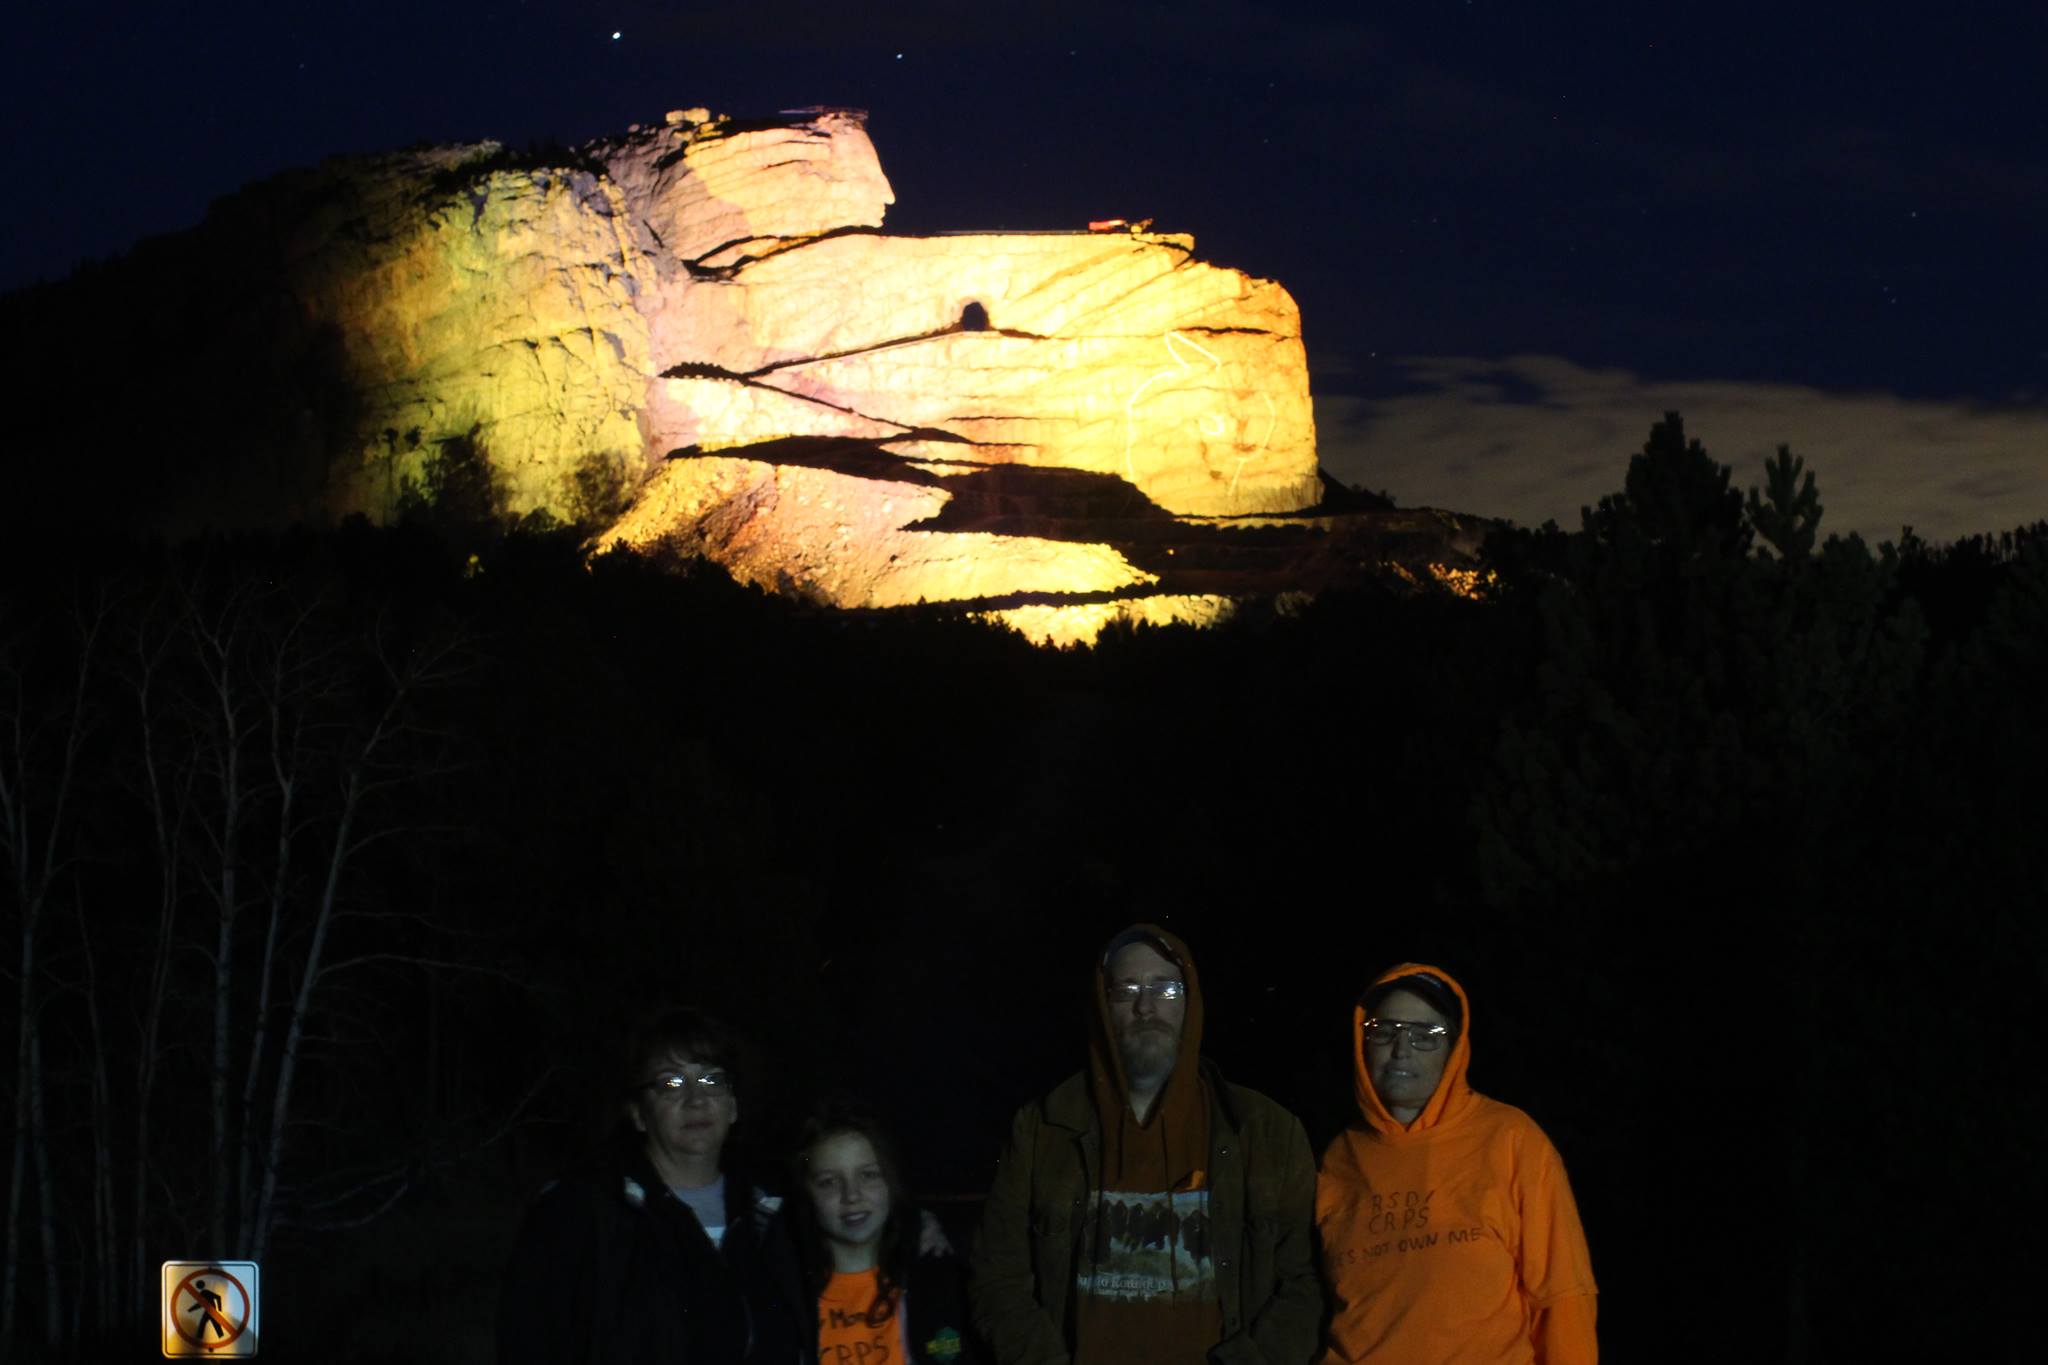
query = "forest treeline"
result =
(3, 414, 2043, 1362)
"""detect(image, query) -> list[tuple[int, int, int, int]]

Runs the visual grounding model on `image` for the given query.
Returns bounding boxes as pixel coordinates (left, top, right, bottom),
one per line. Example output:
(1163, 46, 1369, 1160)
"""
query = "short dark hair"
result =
(621, 1008, 743, 1103)
(1361, 972, 1464, 1033)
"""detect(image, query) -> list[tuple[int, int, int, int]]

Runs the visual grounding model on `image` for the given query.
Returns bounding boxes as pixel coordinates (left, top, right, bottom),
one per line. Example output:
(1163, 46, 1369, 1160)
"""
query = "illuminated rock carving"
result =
(190, 106, 1479, 640)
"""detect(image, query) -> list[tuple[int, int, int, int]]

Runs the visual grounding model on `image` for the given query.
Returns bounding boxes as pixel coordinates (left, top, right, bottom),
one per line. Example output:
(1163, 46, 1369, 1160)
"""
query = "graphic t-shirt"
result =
(818, 1269, 909, 1365)
(1072, 1175, 1221, 1365)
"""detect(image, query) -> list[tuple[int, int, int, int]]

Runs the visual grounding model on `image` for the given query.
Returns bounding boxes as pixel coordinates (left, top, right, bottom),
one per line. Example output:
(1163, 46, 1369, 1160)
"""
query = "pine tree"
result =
(1746, 444, 1822, 560)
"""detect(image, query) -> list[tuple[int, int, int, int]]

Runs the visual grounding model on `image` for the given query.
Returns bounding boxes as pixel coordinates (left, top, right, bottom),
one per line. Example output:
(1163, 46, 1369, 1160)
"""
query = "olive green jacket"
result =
(968, 1063, 1323, 1365)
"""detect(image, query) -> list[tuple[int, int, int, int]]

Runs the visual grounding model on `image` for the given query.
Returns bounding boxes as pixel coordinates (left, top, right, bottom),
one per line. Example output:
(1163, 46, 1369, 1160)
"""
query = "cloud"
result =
(1317, 355, 2048, 545)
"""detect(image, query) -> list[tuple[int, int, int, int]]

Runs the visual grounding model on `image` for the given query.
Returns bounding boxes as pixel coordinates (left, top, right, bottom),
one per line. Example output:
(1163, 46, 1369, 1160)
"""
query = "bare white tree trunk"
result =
(79, 907, 120, 1336)
(190, 591, 253, 1257)
(129, 603, 189, 1336)
(252, 754, 370, 1264)
(1, 647, 36, 1348)
(234, 830, 288, 1254)
(234, 620, 310, 1252)
(0, 604, 100, 1350)
(26, 1005, 60, 1349)
(4, 916, 31, 1346)
(129, 865, 180, 1332)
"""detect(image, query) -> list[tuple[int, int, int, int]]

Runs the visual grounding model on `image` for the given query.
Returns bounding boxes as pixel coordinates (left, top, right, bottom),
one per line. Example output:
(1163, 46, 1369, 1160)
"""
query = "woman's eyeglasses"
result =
(1361, 1019, 1451, 1051)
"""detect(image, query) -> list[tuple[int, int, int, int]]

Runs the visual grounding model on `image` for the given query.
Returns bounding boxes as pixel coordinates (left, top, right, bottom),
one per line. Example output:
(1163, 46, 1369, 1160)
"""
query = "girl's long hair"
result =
(789, 1097, 918, 1326)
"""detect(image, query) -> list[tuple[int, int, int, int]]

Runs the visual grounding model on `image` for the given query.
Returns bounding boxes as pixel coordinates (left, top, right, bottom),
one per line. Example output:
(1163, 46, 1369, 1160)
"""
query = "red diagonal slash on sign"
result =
(172, 1268, 247, 1349)
(186, 1290, 232, 1339)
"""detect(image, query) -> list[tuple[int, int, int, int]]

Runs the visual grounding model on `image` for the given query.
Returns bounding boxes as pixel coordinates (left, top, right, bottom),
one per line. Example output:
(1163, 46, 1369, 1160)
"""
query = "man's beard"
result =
(1118, 1022, 1180, 1088)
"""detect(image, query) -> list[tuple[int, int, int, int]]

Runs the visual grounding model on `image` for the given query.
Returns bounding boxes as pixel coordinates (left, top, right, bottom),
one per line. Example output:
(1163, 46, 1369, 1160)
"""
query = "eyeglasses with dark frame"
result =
(1104, 980, 1187, 1005)
(1361, 1019, 1452, 1051)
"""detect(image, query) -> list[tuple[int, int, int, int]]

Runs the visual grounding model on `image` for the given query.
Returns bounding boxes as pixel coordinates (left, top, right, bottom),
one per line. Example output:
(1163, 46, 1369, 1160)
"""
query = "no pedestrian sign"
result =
(161, 1261, 260, 1357)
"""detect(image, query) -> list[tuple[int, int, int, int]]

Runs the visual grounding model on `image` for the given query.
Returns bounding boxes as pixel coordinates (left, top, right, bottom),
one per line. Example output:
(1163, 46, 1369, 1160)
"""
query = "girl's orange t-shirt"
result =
(818, 1268, 908, 1365)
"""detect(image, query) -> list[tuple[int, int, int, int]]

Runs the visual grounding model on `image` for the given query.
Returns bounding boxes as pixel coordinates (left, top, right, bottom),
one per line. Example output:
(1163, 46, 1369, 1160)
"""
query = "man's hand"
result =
(919, 1208, 955, 1256)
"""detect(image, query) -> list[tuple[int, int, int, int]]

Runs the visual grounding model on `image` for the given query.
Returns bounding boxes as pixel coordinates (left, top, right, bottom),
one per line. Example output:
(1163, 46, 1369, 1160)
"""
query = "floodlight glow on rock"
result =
(265, 106, 1387, 640)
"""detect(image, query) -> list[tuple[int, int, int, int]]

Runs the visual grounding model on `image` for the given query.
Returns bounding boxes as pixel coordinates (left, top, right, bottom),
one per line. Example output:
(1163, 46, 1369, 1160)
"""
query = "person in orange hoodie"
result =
(1316, 965, 1597, 1365)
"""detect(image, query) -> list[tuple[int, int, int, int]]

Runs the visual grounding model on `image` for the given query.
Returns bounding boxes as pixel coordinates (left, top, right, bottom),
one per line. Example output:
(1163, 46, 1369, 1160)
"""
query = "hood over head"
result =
(1088, 924, 1209, 1187)
(1352, 962, 1476, 1137)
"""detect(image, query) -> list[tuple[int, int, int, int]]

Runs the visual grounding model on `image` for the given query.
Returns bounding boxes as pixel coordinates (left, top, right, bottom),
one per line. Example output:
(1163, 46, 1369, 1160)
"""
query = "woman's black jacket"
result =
(497, 1139, 806, 1365)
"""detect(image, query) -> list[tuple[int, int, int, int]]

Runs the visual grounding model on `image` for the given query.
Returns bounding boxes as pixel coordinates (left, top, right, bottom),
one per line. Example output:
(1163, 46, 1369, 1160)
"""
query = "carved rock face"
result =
(648, 231, 1319, 518)
(597, 109, 896, 271)
(109, 106, 1473, 640)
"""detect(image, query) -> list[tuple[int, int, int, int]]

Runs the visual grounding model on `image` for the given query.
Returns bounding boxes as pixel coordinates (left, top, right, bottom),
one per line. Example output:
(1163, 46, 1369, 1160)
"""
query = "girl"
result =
(792, 1101, 978, 1365)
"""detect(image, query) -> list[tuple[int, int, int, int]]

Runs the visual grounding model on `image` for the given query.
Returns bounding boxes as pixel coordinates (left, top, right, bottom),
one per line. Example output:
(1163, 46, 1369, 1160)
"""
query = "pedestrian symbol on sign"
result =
(161, 1260, 260, 1357)
(185, 1278, 231, 1341)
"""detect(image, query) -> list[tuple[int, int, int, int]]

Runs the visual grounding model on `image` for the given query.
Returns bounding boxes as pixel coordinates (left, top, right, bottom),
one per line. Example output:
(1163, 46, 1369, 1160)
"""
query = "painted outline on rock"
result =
(1123, 331, 1276, 497)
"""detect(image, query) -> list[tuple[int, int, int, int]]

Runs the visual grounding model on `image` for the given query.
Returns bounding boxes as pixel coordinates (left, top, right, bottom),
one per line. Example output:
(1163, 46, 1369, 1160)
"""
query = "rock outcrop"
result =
(272, 145, 657, 519)
(645, 230, 1318, 517)
(597, 108, 895, 270)
(9, 104, 1487, 642)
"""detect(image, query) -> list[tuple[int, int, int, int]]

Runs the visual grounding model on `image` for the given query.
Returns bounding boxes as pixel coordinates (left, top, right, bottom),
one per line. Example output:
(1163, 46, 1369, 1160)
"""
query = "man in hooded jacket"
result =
(1316, 964, 1597, 1365)
(969, 925, 1322, 1365)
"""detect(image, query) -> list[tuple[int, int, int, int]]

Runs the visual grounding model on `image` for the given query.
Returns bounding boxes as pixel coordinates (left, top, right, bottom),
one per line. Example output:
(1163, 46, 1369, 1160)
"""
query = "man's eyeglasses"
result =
(1361, 1019, 1451, 1051)
(1104, 981, 1186, 1005)
(641, 1071, 732, 1099)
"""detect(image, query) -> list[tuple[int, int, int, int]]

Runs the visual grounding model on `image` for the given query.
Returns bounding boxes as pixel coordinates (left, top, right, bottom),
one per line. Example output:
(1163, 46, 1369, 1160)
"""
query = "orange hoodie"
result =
(1316, 964, 1597, 1365)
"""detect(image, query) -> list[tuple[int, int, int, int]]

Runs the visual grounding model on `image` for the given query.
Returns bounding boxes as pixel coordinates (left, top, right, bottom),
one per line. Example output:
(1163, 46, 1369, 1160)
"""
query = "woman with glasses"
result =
(1314, 966, 1599, 1365)
(789, 1099, 978, 1365)
(497, 1008, 804, 1365)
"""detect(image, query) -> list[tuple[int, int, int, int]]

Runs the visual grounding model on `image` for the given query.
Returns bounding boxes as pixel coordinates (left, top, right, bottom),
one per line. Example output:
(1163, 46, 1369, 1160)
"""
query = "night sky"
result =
(9, 1, 2045, 540)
